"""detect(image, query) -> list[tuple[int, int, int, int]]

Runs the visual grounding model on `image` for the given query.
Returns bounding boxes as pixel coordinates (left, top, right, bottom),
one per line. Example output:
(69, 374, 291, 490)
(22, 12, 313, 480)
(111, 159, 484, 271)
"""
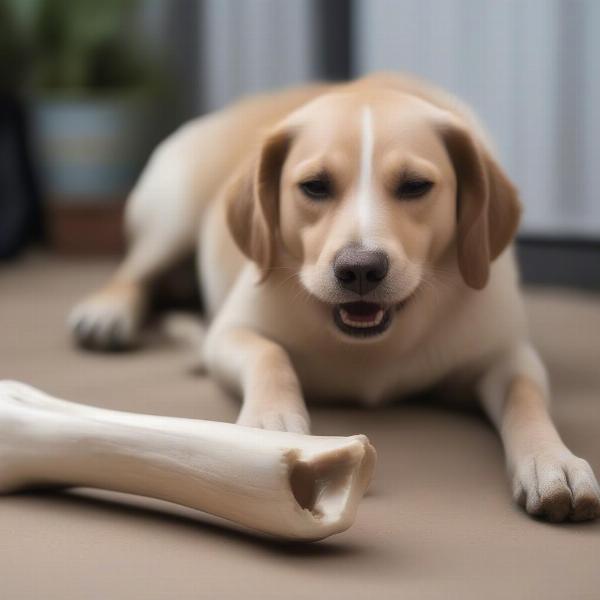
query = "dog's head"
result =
(226, 89, 521, 340)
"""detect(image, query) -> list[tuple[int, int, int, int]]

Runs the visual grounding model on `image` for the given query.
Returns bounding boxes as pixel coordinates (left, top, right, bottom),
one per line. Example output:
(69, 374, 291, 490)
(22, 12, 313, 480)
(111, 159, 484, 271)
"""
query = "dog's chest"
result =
(287, 340, 447, 406)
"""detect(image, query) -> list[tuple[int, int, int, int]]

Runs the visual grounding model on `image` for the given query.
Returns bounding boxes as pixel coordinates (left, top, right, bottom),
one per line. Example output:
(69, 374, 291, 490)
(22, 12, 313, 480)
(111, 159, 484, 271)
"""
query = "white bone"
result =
(0, 381, 376, 541)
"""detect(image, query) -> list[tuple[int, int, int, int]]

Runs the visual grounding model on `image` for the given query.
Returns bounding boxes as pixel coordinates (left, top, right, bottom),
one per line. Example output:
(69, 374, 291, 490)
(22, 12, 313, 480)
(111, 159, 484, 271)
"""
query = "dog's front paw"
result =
(237, 407, 310, 434)
(68, 282, 145, 351)
(511, 447, 600, 522)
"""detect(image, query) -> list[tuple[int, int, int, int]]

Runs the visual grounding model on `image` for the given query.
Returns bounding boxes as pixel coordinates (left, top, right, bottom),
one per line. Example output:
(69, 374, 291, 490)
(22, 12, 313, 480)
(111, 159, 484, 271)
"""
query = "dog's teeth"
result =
(340, 308, 384, 328)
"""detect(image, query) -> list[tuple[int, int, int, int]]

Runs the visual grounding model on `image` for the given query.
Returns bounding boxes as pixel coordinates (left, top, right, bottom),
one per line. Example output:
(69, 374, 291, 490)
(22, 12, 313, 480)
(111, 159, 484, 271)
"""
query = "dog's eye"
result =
(299, 178, 331, 200)
(396, 178, 433, 200)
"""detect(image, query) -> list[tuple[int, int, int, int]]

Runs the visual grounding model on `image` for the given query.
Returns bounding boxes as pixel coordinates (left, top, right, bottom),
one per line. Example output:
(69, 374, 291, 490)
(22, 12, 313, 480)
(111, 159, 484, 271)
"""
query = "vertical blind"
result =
(355, 0, 600, 238)
(200, 0, 315, 112)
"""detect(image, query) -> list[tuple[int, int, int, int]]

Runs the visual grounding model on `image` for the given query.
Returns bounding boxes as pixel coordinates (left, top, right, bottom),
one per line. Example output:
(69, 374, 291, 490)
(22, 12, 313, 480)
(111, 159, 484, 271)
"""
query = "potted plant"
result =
(19, 0, 166, 254)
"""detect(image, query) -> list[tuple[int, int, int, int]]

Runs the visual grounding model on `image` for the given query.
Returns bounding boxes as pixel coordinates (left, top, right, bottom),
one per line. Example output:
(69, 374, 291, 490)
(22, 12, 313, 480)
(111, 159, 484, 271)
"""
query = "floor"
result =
(1, 254, 600, 599)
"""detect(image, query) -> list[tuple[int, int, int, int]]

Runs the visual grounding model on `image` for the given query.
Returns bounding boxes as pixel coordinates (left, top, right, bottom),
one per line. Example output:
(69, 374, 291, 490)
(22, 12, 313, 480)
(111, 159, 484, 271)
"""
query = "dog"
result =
(69, 73, 600, 522)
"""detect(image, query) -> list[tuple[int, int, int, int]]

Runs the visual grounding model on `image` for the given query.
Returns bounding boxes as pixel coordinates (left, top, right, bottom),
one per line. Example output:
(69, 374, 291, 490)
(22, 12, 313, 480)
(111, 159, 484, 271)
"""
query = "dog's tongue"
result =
(341, 301, 381, 322)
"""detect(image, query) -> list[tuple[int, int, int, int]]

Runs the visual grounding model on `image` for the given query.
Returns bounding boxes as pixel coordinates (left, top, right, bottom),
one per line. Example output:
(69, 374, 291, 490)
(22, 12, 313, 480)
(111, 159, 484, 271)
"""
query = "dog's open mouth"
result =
(333, 301, 393, 338)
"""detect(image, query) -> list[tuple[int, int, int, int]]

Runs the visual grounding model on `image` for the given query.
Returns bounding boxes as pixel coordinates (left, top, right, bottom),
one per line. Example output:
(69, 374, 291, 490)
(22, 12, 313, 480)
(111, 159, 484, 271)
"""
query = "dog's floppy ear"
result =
(438, 122, 522, 289)
(225, 127, 292, 281)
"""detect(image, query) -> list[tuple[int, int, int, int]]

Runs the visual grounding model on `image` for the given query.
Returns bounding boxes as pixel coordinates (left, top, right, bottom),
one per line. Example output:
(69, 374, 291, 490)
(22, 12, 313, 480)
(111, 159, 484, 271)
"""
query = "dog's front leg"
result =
(479, 343, 600, 522)
(204, 327, 310, 434)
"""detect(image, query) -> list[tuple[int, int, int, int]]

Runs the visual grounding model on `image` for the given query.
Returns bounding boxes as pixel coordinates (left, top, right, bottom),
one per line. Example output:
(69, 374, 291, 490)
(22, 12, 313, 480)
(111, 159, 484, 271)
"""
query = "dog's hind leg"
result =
(68, 122, 213, 351)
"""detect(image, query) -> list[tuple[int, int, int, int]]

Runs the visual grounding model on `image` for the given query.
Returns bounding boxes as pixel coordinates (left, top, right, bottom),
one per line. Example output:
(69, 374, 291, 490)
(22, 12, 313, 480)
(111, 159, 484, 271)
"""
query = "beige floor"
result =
(1, 254, 600, 600)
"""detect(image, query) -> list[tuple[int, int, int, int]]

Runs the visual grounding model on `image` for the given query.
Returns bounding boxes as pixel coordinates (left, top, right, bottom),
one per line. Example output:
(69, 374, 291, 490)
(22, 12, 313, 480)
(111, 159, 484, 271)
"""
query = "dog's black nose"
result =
(333, 246, 389, 295)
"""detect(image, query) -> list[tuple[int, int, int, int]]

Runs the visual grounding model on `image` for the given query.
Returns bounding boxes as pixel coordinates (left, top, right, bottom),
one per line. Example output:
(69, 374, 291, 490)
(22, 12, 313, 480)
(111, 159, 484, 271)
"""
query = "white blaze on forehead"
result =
(357, 105, 375, 238)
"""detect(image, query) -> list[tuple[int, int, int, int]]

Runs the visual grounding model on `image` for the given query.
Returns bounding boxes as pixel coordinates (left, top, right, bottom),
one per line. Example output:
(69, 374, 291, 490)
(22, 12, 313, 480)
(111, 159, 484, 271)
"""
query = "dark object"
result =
(315, 0, 353, 80)
(333, 245, 389, 294)
(517, 236, 600, 291)
(0, 95, 43, 259)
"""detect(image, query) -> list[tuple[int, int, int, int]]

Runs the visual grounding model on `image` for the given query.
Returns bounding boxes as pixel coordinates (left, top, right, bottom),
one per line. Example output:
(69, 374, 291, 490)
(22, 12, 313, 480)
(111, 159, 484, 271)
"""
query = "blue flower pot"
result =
(31, 93, 160, 203)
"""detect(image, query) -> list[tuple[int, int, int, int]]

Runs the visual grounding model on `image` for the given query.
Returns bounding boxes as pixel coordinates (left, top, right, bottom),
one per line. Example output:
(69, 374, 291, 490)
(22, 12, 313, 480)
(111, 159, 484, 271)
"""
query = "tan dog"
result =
(69, 73, 600, 522)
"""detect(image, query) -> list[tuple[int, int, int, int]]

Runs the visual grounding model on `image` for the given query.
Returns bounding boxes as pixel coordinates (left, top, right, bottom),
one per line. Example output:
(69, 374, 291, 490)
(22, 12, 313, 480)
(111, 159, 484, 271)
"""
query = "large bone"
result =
(0, 381, 375, 541)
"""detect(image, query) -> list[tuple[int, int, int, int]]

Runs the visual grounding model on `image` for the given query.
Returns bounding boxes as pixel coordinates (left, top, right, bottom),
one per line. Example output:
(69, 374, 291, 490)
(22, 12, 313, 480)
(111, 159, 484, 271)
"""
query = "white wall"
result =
(355, 0, 600, 238)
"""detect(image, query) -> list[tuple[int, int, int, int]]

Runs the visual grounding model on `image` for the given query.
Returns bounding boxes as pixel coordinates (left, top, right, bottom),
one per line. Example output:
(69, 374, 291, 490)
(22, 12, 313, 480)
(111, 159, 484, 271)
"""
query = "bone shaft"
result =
(15, 410, 293, 535)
